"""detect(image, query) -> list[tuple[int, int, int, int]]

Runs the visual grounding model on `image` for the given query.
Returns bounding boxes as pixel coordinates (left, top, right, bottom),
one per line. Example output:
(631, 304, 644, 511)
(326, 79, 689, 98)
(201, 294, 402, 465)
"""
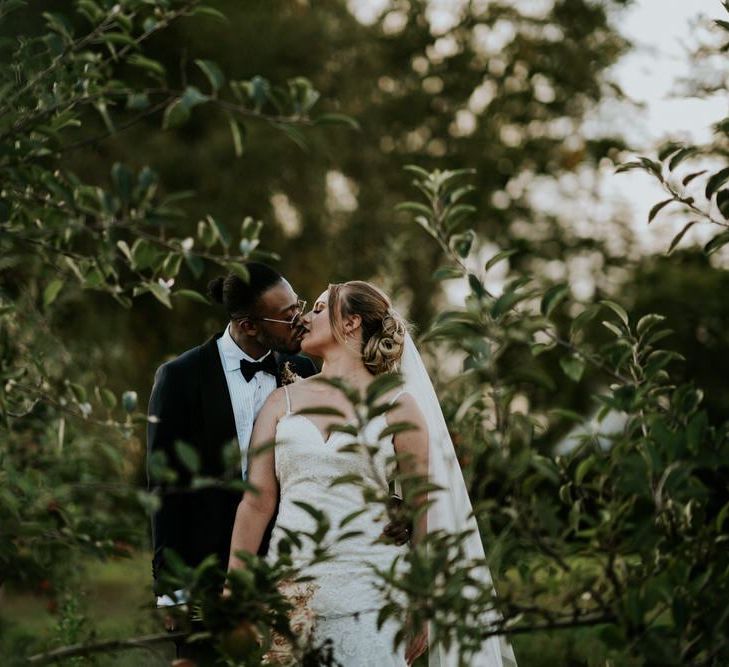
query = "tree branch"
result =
(27, 631, 187, 665)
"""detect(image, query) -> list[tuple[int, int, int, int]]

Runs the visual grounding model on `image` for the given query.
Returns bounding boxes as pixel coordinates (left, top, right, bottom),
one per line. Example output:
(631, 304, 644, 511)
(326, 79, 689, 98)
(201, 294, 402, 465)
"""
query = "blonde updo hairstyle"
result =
(328, 281, 407, 375)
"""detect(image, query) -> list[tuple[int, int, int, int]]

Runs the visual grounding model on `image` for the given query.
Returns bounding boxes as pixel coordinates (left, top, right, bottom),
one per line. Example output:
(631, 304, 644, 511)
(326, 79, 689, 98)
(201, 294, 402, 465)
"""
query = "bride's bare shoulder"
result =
(288, 375, 320, 391)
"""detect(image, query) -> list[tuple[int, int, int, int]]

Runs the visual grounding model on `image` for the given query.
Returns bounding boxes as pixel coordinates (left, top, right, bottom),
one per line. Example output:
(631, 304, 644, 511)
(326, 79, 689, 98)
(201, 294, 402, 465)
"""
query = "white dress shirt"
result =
(216, 324, 278, 479)
(156, 325, 278, 608)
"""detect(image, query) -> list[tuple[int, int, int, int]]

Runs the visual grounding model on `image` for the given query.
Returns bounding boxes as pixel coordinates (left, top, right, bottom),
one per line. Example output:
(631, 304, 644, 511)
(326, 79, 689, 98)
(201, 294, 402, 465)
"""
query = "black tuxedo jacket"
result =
(147, 332, 318, 594)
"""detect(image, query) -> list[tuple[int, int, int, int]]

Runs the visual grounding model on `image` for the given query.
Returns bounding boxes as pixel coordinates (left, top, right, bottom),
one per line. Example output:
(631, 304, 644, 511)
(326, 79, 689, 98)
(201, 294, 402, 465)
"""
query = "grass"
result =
(0, 551, 175, 666)
(0, 551, 638, 666)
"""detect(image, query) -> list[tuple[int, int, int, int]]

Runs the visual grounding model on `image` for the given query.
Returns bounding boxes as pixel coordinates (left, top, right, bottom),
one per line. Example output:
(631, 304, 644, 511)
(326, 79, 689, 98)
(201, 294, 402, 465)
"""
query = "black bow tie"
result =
(239, 355, 278, 383)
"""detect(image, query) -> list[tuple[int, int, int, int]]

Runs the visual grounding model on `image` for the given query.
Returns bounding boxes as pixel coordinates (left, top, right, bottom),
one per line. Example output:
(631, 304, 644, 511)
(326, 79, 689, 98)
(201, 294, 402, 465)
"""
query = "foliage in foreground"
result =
(2, 1, 729, 666)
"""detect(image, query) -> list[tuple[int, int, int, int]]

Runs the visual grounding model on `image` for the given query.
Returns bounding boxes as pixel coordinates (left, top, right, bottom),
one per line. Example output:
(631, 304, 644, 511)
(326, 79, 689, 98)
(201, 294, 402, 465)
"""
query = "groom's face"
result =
(252, 280, 305, 354)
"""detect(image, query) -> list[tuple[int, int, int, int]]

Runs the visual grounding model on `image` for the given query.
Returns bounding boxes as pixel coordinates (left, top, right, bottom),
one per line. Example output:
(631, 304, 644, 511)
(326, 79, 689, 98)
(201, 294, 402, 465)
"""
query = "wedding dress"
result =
(267, 334, 517, 667)
(267, 384, 409, 665)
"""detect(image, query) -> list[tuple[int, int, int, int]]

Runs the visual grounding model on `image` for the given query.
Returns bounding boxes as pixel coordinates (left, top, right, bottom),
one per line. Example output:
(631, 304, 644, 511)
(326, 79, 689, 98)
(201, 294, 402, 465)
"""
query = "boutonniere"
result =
(280, 361, 302, 386)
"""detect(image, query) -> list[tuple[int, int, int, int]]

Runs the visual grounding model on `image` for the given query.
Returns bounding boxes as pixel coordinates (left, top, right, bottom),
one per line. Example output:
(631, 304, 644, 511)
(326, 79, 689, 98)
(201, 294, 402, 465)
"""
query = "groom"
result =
(147, 263, 317, 655)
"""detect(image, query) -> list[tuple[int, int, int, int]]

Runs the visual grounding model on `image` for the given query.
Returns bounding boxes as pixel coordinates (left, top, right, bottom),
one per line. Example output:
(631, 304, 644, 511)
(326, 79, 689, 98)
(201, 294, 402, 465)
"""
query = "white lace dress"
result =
(266, 386, 408, 666)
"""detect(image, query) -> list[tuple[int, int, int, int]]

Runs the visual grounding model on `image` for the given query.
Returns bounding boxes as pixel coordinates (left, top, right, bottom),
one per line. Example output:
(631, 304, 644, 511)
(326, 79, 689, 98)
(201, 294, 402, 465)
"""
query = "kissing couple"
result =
(147, 262, 517, 666)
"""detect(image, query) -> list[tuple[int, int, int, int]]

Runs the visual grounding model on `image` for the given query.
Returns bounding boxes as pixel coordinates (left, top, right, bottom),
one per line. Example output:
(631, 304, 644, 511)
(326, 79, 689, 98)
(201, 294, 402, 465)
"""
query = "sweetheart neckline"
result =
(278, 412, 387, 446)
(278, 412, 355, 445)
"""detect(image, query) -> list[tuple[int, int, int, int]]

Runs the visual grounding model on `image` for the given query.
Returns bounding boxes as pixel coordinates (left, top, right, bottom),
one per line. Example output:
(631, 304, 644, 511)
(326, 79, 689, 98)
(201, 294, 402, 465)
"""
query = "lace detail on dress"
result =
(267, 395, 408, 666)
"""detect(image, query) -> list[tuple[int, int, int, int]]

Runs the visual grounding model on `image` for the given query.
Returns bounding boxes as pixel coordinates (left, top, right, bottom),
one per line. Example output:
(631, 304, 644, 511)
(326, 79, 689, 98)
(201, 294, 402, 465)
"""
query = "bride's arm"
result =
(227, 388, 285, 572)
(391, 393, 429, 545)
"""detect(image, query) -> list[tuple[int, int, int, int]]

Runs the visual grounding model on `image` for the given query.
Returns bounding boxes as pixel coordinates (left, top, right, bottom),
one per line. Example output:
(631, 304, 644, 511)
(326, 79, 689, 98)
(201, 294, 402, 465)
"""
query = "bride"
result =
(227, 280, 516, 667)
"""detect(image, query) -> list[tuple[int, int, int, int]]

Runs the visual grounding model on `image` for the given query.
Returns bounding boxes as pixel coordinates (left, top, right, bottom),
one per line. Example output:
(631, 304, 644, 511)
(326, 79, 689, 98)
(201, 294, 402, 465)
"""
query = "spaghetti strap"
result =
(390, 389, 407, 405)
(283, 384, 292, 414)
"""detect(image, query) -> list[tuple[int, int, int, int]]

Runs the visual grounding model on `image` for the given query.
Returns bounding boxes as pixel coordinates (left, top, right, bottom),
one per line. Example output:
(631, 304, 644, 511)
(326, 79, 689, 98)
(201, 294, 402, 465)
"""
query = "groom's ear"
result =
(234, 318, 258, 337)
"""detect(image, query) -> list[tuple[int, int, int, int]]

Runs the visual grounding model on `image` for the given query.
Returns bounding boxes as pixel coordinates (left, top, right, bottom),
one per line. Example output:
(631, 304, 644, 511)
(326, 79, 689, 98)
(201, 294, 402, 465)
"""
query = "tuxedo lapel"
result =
(199, 333, 237, 471)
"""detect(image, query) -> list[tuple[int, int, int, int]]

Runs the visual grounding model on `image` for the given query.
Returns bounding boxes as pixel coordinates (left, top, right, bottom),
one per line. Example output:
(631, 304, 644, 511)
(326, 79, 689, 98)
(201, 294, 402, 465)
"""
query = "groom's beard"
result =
(257, 330, 302, 355)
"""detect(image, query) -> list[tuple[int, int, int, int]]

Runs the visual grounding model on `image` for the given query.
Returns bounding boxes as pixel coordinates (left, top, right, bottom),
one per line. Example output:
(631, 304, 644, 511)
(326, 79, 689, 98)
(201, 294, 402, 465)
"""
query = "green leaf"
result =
(601, 300, 629, 328)
(648, 198, 674, 223)
(131, 239, 157, 270)
(704, 231, 729, 255)
(560, 355, 585, 382)
(174, 440, 200, 473)
(717, 189, 729, 219)
(468, 273, 486, 297)
(313, 113, 361, 131)
(602, 320, 624, 337)
(403, 164, 432, 180)
(658, 142, 683, 161)
(194, 59, 225, 93)
(148, 281, 172, 309)
(127, 54, 166, 80)
(704, 166, 729, 199)
(636, 314, 666, 337)
(450, 230, 474, 258)
(667, 221, 697, 255)
(226, 263, 250, 282)
(275, 122, 309, 151)
(668, 146, 698, 171)
(573, 453, 592, 486)
(126, 93, 150, 110)
(180, 85, 209, 109)
(100, 388, 117, 410)
(682, 170, 707, 186)
(491, 288, 530, 318)
(43, 279, 64, 307)
(111, 163, 133, 203)
(185, 253, 204, 278)
(484, 249, 517, 272)
(295, 406, 347, 417)
(570, 305, 600, 338)
(162, 99, 189, 130)
(173, 289, 210, 305)
(394, 202, 433, 218)
(366, 372, 403, 404)
(432, 266, 463, 281)
(541, 283, 569, 317)
(227, 114, 245, 157)
(191, 5, 228, 21)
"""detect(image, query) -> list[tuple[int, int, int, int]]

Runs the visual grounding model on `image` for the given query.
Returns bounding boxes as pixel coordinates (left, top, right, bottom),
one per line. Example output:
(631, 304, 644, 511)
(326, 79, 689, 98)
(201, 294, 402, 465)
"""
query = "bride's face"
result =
(300, 290, 333, 356)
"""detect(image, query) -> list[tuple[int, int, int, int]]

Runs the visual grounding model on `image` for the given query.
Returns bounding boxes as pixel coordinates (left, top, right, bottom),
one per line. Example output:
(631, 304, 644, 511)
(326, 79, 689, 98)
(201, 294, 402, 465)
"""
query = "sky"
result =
(343, 0, 729, 301)
(598, 0, 727, 253)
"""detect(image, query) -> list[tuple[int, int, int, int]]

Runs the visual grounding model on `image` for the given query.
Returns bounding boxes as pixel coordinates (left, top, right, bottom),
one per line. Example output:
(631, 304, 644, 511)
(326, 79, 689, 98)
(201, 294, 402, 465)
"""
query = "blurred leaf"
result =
(227, 114, 245, 157)
(667, 221, 697, 255)
(175, 441, 200, 474)
(174, 289, 210, 305)
(148, 281, 172, 308)
(162, 99, 190, 130)
(484, 249, 517, 273)
(601, 300, 629, 328)
(648, 198, 674, 223)
(668, 146, 698, 171)
(541, 284, 569, 317)
(313, 113, 361, 131)
(195, 59, 225, 93)
(560, 355, 585, 382)
(43, 279, 64, 307)
(705, 167, 729, 199)
(704, 231, 729, 255)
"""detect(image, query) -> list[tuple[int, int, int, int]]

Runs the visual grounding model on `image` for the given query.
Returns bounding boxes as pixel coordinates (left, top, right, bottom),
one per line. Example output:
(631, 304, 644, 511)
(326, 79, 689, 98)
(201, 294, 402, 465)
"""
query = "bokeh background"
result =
(3, 0, 728, 664)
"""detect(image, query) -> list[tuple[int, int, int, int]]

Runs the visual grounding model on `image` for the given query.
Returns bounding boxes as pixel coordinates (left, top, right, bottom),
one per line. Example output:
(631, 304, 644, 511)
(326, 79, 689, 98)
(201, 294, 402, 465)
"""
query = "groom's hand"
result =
(380, 496, 411, 546)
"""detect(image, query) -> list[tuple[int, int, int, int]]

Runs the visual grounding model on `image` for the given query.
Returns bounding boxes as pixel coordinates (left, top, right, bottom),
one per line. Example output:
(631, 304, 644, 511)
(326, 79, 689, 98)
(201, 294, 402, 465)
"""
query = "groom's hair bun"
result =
(207, 263, 283, 319)
(328, 281, 408, 375)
